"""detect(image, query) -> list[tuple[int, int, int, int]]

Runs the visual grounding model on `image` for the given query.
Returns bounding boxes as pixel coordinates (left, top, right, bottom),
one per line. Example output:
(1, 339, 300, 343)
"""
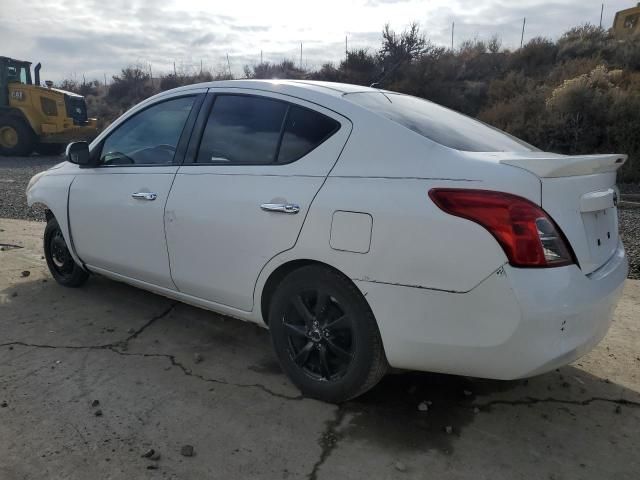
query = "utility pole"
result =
(451, 21, 455, 50)
(226, 53, 232, 77)
(345, 35, 348, 60)
(103, 73, 107, 87)
(599, 3, 604, 28)
(300, 42, 303, 69)
(173, 61, 176, 75)
(520, 17, 526, 48)
(200, 59, 203, 74)
(261, 50, 263, 64)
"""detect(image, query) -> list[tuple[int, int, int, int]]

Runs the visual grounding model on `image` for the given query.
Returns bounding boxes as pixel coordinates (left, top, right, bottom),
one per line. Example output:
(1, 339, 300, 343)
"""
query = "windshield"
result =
(345, 91, 537, 152)
(6, 64, 31, 85)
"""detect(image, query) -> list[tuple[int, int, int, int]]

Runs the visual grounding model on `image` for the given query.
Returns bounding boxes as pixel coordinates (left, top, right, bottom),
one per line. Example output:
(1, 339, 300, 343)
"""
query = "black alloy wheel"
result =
(269, 265, 387, 403)
(283, 289, 355, 381)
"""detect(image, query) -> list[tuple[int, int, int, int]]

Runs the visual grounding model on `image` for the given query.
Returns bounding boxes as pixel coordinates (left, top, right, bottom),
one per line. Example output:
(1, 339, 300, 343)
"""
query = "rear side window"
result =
(196, 95, 340, 165)
(276, 106, 339, 164)
(345, 92, 536, 152)
(197, 95, 287, 164)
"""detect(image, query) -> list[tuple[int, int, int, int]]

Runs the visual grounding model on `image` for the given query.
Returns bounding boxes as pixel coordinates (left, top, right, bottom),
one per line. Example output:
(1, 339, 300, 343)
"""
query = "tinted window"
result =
(197, 95, 287, 164)
(345, 92, 536, 152)
(276, 106, 339, 164)
(100, 96, 195, 165)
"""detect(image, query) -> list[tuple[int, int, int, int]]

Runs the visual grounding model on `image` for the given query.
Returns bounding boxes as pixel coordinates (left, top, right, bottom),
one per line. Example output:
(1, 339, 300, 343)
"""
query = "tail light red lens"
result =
(429, 189, 574, 268)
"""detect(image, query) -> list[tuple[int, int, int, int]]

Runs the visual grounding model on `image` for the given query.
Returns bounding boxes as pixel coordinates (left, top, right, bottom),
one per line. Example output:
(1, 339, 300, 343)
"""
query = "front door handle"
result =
(260, 203, 300, 214)
(132, 192, 157, 201)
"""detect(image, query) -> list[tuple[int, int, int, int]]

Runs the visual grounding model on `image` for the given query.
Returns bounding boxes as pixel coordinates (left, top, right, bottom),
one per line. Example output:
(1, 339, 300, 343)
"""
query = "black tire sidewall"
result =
(269, 265, 383, 403)
(0, 117, 34, 156)
(44, 218, 88, 287)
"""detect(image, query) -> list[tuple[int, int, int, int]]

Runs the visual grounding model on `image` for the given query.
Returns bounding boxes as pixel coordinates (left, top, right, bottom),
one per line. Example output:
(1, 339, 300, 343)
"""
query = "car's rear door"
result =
(68, 91, 204, 288)
(165, 89, 351, 311)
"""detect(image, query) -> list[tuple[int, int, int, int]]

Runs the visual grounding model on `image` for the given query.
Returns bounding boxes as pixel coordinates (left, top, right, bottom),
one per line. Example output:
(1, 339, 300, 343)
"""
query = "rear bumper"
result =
(356, 241, 628, 379)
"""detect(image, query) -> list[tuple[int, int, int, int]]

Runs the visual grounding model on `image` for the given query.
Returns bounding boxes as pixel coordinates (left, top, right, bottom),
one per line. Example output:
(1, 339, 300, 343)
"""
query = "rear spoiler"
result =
(500, 154, 627, 178)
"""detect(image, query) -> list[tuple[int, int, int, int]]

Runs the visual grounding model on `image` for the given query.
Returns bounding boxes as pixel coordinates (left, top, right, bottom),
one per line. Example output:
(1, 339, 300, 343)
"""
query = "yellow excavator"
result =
(0, 56, 98, 156)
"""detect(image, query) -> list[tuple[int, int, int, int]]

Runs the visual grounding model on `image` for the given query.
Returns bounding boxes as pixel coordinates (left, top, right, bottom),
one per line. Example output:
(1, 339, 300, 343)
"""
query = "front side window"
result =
(196, 95, 340, 165)
(345, 91, 536, 152)
(100, 96, 195, 166)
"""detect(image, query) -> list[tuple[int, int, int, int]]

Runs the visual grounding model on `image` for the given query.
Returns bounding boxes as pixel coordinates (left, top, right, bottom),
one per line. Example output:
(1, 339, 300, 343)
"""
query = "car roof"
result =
(160, 79, 392, 119)
(199, 79, 380, 95)
(166, 79, 387, 102)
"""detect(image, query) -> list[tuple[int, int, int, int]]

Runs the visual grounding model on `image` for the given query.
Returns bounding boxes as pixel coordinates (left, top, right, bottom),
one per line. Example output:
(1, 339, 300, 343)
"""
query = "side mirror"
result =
(65, 142, 92, 166)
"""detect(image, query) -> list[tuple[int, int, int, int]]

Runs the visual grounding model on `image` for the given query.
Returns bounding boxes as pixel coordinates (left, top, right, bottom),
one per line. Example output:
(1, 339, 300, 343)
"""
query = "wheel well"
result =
(260, 259, 358, 326)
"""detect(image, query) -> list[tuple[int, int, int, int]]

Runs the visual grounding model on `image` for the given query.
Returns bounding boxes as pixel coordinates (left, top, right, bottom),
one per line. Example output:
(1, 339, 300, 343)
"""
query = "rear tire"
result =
(0, 117, 35, 156)
(44, 217, 89, 287)
(269, 265, 388, 403)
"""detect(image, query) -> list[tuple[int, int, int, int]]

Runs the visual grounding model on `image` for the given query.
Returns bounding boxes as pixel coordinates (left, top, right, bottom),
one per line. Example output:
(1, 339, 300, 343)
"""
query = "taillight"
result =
(429, 189, 574, 268)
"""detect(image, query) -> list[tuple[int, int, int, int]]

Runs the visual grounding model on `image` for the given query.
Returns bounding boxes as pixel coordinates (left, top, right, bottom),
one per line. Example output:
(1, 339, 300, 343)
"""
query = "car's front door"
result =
(69, 92, 203, 289)
(165, 90, 351, 311)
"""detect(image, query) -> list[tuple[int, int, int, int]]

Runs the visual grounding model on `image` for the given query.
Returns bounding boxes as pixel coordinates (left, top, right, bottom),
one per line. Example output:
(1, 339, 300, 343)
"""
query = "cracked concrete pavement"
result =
(1, 218, 639, 479)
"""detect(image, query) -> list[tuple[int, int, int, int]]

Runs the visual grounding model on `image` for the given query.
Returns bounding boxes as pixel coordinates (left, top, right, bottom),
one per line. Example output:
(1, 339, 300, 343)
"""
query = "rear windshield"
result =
(345, 92, 536, 152)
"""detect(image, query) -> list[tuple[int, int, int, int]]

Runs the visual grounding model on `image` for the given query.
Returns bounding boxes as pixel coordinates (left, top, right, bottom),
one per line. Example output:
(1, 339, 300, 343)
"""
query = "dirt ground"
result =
(1, 218, 639, 480)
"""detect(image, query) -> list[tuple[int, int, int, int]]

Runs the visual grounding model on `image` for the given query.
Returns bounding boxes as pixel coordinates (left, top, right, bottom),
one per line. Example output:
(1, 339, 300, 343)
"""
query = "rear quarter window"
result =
(276, 106, 340, 164)
(344, 92, 536, 153)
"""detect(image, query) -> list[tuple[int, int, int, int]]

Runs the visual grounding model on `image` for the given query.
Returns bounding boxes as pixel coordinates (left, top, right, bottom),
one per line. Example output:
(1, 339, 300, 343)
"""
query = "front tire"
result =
(0, 117, 35, 156)
(269, 265, 388, 403)
(44, 217, 89, 287)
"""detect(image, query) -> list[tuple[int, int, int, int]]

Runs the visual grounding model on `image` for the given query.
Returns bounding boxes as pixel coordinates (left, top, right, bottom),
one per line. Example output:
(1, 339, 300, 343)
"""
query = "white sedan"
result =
(27, 80, 628, 403)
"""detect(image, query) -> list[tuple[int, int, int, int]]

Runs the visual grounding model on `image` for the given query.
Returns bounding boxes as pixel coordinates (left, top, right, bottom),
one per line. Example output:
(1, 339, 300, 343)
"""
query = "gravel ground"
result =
(1, 154, 639, 279)
(0, 155, 61, 221)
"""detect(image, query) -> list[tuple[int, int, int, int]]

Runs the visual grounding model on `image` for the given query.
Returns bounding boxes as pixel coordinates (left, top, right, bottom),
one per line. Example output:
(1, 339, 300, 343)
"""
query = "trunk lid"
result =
(501, 154, 627, 274)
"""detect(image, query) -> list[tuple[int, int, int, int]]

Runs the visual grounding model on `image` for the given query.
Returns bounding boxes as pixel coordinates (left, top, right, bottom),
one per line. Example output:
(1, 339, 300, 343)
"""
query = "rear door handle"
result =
(260, 203, 300, 214)
(132, 192, 157, 201)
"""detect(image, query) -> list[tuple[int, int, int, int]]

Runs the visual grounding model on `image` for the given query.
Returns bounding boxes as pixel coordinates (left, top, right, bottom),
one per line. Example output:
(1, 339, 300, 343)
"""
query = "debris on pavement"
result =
(142, 448, 160, 460)
(1, 401, 7, 408)
(417, 401, 428, 412)
(394, 461, 407, 472)
(94, 409, 103, 417)
(20, 270, 30, 277)
(91, 399, 100, 407)
(444, 426, 453, 434)
(181, 445, 195, 457)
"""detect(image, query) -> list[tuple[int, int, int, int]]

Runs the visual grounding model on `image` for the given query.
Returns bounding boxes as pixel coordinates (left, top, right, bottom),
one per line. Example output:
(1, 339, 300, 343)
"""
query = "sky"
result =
(0, 0, 635, 82)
